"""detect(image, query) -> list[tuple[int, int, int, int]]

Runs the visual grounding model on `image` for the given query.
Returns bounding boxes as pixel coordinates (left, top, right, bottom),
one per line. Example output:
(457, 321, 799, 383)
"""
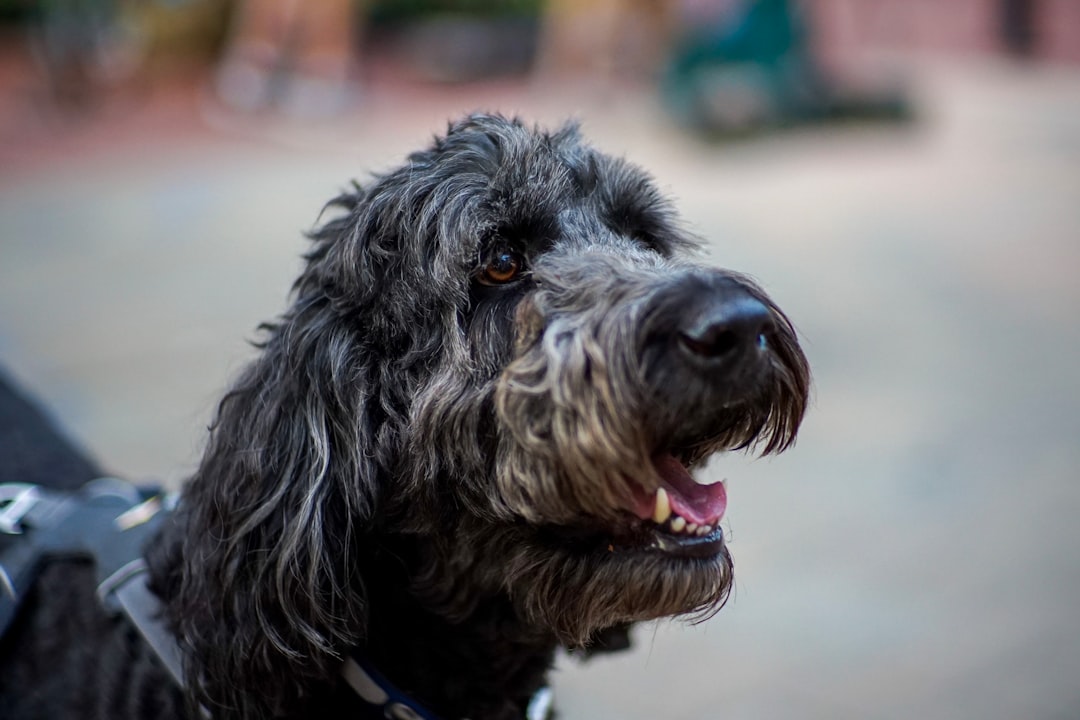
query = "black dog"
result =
(0, 114, 809, 719)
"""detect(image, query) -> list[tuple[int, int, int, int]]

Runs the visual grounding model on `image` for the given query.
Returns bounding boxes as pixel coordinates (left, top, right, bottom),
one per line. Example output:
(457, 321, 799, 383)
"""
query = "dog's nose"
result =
(677, 294, 773, 365)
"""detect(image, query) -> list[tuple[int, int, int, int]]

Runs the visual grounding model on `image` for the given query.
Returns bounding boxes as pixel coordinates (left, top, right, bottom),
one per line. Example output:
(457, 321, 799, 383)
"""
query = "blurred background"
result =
(1, 0, 1079, 717)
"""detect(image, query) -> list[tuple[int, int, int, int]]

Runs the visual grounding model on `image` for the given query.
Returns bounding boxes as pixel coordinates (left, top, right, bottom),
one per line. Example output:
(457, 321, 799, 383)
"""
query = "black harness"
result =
(0, 480, 553, 720)
(0, 478, 185, 686)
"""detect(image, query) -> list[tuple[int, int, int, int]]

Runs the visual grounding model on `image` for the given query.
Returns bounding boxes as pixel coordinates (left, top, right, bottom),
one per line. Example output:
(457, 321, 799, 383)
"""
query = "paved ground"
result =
(2, 56, 1079, 719)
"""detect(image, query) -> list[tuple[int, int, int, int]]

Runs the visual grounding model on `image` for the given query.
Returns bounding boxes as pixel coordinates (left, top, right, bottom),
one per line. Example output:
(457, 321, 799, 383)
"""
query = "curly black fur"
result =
(0, 114, 809, 720)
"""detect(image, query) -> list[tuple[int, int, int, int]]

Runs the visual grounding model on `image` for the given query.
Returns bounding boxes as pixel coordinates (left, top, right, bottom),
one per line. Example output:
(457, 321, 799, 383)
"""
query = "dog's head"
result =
(167, 114, 809, 716)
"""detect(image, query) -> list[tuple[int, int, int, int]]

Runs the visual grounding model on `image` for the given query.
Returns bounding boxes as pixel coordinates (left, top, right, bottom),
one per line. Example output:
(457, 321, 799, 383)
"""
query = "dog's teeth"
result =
(697, 525, 710, 536)
(652, 488, 671, 524)
(686, 522, 698, 534)
(670, 516, 686, 533)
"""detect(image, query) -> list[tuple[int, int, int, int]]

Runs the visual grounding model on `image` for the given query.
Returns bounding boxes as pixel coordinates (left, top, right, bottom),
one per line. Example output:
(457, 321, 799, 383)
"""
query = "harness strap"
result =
(2, 481, 554, 720)
(104, 559, 187, 687)
(0, 479, 168, 639)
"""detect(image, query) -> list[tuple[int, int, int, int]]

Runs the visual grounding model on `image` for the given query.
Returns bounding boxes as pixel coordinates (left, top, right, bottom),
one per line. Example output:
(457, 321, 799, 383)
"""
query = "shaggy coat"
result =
(0, 114, 809, 720)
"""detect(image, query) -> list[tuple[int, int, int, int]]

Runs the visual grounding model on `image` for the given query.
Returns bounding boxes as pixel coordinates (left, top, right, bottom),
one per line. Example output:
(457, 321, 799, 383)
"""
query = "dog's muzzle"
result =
(674, 279, 774, 374)
(639, 273, 781, 439)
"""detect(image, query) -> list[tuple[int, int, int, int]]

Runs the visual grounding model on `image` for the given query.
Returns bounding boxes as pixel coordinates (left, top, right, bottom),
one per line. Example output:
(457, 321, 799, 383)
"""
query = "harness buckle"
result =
(0, 483, 40, 534)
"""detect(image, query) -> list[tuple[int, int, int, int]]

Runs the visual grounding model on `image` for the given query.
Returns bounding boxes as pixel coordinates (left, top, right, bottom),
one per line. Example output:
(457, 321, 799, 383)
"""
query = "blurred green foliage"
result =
(0, 0, 30, 24)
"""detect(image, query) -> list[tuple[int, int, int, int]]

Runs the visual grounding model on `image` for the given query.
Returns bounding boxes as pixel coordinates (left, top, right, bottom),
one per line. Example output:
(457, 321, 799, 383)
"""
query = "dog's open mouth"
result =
(535, 451, 727, 561)
(616, 451, 727, 559)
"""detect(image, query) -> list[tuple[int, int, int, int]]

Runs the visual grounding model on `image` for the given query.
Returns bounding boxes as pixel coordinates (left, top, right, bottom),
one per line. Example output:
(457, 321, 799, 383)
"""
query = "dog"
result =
(0, 113, 809, 719)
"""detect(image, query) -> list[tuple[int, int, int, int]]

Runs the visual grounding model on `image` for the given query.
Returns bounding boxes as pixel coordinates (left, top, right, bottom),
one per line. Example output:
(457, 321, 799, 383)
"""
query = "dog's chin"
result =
(508, 503, 733, 646)
(517, 450, 734, 641)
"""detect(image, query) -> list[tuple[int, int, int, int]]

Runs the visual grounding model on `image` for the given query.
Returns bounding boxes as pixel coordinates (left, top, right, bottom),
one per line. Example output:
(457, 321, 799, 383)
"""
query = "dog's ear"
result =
(168, 186, 389, 718)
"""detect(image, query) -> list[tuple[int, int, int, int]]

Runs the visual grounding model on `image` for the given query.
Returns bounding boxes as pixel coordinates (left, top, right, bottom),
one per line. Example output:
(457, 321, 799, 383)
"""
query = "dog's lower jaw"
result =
(355, 523, 732, 718)
(363, 526, 730, 720)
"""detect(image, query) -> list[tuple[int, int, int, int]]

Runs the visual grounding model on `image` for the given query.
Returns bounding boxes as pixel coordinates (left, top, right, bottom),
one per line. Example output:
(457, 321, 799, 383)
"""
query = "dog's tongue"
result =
(631, 452, 727, 526)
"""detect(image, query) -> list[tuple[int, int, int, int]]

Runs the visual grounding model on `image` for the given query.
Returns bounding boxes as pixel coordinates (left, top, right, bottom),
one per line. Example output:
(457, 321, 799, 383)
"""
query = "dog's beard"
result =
(485, 393, 737, 644)
(409, 514, 735, 648)
(496, 526, 733, 647)
(407, 323, 734, 643)
(403, 364, 737, 645)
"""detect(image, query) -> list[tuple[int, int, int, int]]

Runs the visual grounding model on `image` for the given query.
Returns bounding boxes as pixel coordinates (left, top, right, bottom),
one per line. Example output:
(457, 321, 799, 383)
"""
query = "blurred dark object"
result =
(664, 0, 910, 138)
(370, 0, 541, 21)
(1000, 0, 1035, 57)
(372, 0, 540, 84)
(0, 0, 32, 24)
(26, 0, 145, 110)
(397, 14, 537, 83)
(17, 0, 226, 114)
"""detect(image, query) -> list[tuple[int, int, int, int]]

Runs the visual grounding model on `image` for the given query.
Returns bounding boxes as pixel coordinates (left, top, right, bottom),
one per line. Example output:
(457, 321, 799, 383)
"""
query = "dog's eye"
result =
(479, 250, 525, 285)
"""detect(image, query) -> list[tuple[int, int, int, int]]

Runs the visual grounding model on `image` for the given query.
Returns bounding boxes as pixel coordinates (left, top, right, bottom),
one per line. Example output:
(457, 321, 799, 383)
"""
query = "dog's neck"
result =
(357, 543, 557, 720)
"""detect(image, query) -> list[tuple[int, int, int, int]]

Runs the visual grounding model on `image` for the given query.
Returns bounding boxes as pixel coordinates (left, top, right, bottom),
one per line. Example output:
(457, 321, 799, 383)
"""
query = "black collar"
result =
(343, 650, 554, 720)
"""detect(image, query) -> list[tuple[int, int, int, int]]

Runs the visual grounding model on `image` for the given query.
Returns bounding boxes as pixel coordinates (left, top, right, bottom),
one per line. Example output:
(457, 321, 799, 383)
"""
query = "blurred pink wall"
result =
(806, 0, 1080, 65)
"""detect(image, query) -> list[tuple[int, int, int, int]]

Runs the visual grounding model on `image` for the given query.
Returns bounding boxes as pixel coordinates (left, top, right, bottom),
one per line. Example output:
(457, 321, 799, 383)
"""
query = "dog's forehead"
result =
(432, 116, 689, 255)
(432, 118, 628, 197)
